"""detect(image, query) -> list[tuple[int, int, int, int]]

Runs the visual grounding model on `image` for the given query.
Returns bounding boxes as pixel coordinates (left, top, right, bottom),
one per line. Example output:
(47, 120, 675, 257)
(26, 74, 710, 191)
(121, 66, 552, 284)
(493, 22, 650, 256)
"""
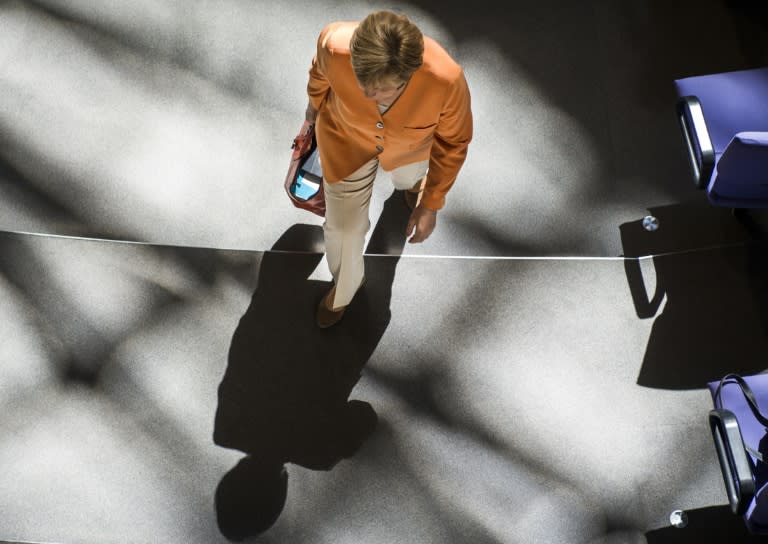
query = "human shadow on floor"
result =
(644, 504, 765, 543)
(212, 190, 410, 540)
(620, 201, 768, 390)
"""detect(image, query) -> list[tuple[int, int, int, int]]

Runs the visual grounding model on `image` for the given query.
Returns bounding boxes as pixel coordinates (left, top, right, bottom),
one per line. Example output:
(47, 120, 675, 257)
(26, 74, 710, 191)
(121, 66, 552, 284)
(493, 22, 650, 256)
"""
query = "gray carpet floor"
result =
(1, 1, 768, 543)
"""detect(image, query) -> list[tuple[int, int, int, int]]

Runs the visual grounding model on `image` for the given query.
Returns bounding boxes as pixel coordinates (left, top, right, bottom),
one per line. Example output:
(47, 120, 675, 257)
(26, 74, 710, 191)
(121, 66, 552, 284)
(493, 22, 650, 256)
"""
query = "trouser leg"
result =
(388, 159, 429, 191)
(323, 158, 378, 308)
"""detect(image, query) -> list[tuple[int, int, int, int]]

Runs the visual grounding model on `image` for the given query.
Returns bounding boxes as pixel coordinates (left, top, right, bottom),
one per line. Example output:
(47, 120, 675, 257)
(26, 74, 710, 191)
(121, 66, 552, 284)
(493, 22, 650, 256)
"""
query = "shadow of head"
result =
(215, 456, 288, 541)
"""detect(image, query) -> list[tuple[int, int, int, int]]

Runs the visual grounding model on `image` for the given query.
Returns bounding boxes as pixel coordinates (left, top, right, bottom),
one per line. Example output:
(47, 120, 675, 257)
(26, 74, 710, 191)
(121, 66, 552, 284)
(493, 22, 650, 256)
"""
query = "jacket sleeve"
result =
(421, 70, 473, 211)
(306, 25, 333, 112)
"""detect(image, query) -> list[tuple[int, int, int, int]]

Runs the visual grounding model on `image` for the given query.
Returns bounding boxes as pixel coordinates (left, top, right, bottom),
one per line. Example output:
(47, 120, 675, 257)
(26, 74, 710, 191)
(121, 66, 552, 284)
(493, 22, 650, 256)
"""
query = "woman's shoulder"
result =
(422, 36, 463, 82)
(317, 21, 358, 55)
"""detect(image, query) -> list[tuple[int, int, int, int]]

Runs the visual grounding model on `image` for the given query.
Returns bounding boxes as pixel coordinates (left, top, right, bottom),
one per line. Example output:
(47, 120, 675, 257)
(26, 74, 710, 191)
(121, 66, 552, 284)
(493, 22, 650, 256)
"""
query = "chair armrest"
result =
(709, 408, 756, 515)
(677, 96, 716, 189)
(734, 132, 768, 145)
(710, 132, 768, 197)
(717, 132, 768, 173)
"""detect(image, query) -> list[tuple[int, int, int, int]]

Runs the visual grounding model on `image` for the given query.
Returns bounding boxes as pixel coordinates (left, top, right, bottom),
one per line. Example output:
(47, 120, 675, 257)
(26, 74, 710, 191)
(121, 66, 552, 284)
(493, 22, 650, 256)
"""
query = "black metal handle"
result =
(676, 96, 716, 189)
(709, 408, 756, 516)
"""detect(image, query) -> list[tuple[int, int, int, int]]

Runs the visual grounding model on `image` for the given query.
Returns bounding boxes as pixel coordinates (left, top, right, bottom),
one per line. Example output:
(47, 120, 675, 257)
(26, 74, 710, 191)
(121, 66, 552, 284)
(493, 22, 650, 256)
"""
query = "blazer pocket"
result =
(403, 123, 437, 130)
(403, 124, 436, 150)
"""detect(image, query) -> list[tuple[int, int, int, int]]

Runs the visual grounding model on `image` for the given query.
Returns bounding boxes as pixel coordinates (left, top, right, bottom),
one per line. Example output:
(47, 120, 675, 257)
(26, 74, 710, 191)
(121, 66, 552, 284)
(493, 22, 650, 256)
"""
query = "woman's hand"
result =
(405, 206, 437, 243)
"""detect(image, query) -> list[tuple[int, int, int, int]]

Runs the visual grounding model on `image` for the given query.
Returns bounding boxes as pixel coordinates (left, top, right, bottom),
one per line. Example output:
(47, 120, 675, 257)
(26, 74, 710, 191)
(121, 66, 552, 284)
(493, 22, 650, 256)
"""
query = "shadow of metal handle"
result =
(624, 257, 664, 319)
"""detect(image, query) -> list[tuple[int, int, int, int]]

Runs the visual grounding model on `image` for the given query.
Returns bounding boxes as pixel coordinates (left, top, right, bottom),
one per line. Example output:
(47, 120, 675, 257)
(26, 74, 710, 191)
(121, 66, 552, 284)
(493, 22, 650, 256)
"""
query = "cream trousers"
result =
(323, 157, 429, 308)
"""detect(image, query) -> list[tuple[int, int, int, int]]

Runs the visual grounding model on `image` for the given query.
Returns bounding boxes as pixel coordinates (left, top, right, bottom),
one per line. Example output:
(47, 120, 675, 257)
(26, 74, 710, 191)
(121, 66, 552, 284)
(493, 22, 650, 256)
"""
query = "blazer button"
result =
(376, 122, 384, 129)
(376, 145, 384, 153)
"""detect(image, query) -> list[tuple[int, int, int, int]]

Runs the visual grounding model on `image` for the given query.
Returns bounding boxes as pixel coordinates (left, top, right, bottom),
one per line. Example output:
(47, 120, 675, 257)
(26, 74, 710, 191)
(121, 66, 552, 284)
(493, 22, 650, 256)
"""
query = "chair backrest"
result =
(709, 374, 768, 532)
(675, 67, 768, 155)
(709, 374, 768, 466)
(709, 132, 768, 202)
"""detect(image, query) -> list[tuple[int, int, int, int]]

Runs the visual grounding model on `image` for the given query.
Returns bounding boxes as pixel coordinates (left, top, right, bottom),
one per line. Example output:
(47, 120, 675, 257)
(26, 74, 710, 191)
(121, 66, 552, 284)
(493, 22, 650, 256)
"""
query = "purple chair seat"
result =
(675, 67, 768, 206)
(708, 374, 768, 533)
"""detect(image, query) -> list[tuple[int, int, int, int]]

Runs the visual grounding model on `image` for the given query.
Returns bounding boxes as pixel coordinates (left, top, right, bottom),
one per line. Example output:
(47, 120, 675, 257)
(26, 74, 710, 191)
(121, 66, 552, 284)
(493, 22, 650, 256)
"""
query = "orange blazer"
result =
(307, 21, 473, 210)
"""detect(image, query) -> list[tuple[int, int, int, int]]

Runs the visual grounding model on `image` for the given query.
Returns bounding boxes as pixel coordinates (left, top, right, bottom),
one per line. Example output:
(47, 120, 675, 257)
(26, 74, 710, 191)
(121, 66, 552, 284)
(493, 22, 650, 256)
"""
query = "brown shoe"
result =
(316, 286, 346, 328)
(404, 177, 425, 211)
(316, 278, 367, 328)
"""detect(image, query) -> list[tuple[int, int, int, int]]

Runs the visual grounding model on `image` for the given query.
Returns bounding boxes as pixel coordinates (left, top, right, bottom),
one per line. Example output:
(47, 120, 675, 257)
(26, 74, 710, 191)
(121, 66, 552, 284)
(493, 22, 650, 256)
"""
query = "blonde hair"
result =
(350, 10, 424, 88)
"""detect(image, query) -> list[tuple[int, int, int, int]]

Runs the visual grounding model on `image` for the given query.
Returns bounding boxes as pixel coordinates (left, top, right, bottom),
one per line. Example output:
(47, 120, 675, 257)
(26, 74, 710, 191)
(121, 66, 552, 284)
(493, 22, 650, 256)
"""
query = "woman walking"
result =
(305, 10, 473, 327)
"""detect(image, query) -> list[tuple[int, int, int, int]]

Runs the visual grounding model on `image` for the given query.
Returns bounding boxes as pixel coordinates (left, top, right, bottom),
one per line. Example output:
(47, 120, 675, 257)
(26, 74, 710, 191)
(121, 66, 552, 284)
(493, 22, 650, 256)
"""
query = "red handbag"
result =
(284, 121, 326, 217)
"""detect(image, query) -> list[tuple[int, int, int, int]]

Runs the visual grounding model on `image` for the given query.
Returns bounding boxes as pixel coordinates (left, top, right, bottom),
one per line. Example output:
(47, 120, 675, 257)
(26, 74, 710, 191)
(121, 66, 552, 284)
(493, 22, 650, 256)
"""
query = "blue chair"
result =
(675, 67, 768, 207)
(708, 373, 768, 533)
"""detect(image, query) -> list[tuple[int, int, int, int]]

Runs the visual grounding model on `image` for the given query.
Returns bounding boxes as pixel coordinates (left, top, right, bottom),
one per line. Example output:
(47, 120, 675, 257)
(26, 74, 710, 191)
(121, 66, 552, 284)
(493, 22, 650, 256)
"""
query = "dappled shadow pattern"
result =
(212, 191, 411, 540)
(621, 201, 768, 389)
(0, 229, 261, 387)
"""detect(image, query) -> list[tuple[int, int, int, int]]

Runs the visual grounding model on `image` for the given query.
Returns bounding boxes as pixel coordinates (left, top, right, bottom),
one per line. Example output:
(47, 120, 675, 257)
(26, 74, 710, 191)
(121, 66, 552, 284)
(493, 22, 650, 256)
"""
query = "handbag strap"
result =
(715, 374, 768, 462)
(291, 122, 315, 153)
(715, 374, 768, 429)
